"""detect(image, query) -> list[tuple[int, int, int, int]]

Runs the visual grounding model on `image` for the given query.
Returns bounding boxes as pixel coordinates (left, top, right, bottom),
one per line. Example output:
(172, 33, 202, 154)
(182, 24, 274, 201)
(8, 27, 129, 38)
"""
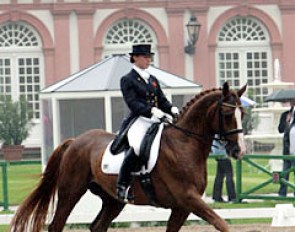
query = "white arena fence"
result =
(1, 191, 295, 227)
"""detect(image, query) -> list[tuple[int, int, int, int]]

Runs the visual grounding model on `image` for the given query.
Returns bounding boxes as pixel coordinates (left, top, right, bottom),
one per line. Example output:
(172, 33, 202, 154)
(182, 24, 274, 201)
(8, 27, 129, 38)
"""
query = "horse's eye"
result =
(223, 110, 234, 119)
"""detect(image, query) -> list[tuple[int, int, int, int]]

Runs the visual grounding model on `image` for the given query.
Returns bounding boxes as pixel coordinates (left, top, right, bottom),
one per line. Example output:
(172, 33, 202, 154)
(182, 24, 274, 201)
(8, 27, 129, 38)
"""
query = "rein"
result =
(164, 119, 212, 144)
(164, 96, 243, 145)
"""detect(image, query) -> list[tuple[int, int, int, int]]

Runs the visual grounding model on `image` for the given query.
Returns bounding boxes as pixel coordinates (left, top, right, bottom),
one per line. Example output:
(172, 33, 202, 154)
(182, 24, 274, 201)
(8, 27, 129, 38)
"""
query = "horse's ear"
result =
(222, 82, 230, 96)
(237, 83, 247, 97)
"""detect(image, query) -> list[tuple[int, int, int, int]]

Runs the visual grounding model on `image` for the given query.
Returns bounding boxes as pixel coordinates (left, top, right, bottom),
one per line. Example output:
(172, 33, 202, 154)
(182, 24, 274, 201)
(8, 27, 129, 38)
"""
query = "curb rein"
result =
(163, 96, 243, 146)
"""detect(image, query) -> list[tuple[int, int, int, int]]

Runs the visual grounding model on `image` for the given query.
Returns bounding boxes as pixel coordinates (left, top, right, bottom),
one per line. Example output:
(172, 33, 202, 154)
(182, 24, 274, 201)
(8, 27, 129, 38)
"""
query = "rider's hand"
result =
(164, 114, 173, 123)
(171, 106, 179, 116)
(151, 107, 165, 119)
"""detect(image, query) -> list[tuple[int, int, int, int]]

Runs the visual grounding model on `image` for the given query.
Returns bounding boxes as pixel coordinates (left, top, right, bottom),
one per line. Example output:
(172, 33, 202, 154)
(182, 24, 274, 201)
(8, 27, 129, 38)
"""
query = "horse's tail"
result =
(10, 139, 74, 232)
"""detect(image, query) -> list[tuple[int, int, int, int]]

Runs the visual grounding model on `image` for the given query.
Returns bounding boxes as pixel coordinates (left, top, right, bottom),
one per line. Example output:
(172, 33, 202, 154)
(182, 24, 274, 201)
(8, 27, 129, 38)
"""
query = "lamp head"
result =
(186, 16, 201, 46)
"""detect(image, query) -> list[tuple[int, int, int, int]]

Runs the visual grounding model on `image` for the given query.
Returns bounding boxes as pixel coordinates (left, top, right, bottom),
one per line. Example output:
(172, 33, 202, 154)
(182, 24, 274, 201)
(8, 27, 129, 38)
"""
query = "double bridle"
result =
(217, 97, 243, 140)
(165, 96, 243, 144)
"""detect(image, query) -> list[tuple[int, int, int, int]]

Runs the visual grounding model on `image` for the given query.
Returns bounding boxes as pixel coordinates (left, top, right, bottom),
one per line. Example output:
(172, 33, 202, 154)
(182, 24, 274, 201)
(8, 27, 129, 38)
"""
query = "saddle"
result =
(112, 119, 161, 205)
(107, 117, 163, 205)
(110, 117, 137, 154)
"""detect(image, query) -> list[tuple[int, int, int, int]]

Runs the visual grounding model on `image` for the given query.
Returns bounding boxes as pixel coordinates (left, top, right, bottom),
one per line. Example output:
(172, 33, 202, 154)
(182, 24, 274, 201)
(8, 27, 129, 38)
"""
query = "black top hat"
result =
(129, 44, 154, 56)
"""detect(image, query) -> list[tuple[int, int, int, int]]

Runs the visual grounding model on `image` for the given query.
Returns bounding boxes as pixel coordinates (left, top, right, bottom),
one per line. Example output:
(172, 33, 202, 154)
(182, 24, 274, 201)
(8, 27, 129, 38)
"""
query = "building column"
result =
(77, 9, 95, 69)
(193, 11, 209, 88)
(95, 46, 104, 61)
(52, 9, 71, 82)
(158, 45, 169, 70)
(279, 4, 295, 83)
(43, 48, 55, 86)
(166, 8, 185, 76)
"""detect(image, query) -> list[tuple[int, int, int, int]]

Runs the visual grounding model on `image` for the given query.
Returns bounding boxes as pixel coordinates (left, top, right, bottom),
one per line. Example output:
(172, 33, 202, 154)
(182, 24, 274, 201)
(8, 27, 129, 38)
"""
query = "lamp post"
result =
(184, 15, 201, 55)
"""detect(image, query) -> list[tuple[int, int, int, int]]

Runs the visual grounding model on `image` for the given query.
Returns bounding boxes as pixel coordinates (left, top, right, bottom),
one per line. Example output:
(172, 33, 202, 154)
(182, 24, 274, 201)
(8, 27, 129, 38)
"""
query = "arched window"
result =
(103, 19, 158, 64)
(0, 22, 43, 119)
(105, 19, 154, 44)
(216, 16, 271, 105)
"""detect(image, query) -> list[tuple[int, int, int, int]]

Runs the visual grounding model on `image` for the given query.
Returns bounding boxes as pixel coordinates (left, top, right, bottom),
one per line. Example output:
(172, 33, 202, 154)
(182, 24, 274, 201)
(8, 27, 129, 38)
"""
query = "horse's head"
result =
(174, 82, 247, 159)
(208, 82, 247, 159)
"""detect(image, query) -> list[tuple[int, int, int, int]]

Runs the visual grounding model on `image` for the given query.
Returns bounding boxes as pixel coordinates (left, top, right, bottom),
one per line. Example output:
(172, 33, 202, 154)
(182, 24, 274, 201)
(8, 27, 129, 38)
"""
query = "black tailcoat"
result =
(120, 69, 172, 129)
(278, 107, 295, 155)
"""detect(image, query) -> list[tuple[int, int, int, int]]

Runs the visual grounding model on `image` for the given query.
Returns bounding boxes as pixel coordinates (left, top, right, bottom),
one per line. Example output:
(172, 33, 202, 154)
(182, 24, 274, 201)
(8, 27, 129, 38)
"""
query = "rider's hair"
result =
(130, 55, 135, 63)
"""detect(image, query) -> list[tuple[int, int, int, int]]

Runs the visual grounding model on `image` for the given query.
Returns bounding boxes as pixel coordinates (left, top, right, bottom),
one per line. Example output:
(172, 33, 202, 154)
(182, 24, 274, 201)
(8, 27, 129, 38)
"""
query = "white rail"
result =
(1, 191, 294, 227)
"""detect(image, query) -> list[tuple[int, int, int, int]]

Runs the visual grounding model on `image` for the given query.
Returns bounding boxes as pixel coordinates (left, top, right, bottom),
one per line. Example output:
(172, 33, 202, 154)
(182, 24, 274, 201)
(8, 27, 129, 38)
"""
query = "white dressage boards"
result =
(2, 191, 294, 227)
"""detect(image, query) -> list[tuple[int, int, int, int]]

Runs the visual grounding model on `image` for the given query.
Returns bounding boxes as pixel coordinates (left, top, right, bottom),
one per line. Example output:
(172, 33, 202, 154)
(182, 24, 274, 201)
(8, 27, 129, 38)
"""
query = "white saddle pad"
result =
(101, 116, 164, 174)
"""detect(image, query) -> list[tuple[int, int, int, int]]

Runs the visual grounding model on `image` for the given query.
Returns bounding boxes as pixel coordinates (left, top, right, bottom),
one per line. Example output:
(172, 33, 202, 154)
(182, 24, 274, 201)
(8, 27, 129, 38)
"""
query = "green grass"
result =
(206, 157, 289, 196)
(0, 164, 41, 205)
(185, 218, 272, 226)
(0, 225, 8, 232)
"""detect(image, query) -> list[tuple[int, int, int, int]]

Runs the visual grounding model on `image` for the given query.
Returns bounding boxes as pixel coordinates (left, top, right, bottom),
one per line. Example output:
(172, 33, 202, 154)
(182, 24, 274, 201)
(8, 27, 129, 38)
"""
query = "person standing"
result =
(115, 44, 179, 202)
(278, 99, 295, 197)
(212, 137, 237, 203)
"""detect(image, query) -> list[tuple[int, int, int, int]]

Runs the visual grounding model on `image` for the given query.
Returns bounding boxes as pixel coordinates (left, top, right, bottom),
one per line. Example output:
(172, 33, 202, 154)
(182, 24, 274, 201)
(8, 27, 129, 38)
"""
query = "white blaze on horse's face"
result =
(234, 107, 246, 156)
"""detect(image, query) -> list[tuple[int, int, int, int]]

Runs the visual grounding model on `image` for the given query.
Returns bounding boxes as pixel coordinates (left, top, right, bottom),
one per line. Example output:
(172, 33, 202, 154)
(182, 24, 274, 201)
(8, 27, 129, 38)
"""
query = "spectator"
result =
(212, 136, 237, 203)
(278, 99, 295, 197)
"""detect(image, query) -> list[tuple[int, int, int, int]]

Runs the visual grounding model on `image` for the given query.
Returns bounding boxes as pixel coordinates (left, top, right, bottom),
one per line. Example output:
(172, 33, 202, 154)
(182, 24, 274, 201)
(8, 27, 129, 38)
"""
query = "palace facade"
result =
(0, 0, 294, 147)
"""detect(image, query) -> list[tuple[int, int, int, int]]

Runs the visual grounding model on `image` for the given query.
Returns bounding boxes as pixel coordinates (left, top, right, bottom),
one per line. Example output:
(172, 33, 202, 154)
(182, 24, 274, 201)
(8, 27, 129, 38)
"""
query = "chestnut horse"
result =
(10, 83, 246, 232)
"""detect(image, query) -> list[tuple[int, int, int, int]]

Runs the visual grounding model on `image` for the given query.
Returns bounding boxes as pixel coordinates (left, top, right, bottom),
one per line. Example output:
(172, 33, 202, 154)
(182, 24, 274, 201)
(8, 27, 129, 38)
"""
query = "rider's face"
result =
(133, 54, 152, 69)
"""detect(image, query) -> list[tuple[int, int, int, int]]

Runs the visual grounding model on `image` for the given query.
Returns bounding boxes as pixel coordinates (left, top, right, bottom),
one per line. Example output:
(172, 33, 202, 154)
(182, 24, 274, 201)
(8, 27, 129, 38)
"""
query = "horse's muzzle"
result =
(225, 141, 242, 160)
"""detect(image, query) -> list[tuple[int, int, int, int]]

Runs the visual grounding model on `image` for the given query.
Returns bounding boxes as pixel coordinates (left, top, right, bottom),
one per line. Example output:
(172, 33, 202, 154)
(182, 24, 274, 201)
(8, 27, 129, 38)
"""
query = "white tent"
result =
(42, 55, 199, 92)
(40, 55, 201, 165)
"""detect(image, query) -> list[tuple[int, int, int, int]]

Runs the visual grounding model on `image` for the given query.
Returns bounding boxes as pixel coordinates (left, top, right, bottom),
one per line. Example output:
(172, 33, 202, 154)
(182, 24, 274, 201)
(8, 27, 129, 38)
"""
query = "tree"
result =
(0, 95, 33, 145)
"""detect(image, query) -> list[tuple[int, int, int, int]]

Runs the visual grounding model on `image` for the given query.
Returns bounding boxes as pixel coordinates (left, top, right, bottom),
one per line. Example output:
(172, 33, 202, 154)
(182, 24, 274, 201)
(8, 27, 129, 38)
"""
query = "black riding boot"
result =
(116, 147, 138, 202)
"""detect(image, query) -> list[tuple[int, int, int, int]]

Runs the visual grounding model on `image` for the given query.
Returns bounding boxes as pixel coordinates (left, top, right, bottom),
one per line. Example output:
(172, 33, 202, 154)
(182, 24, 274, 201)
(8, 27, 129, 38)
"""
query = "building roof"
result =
(41, 55, 200, 93)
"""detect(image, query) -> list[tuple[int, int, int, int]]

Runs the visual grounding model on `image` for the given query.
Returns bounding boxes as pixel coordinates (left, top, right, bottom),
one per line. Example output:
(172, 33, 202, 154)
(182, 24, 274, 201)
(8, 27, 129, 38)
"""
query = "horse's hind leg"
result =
(166, 208, 189, 232)
(90, 195, 125, 232)
(48, 183, 88, 231)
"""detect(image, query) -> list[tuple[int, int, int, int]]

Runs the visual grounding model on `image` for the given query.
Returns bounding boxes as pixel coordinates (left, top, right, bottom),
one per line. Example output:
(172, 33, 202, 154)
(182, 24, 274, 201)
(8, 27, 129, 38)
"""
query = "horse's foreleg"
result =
(90, 197, 125, 232)
(178, 192, 229, 232)
(166, 208, 189, 232)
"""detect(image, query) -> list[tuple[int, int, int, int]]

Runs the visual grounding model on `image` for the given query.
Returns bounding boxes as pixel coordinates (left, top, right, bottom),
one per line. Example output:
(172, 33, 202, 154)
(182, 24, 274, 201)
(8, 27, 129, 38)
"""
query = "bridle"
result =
(217, 96, 243, 141)
(164, 95, 243, 145)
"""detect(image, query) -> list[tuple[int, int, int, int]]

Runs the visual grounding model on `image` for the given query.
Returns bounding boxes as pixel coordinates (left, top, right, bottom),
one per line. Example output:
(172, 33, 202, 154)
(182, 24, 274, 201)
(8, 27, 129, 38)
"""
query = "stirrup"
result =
(116, 185, 134, 202)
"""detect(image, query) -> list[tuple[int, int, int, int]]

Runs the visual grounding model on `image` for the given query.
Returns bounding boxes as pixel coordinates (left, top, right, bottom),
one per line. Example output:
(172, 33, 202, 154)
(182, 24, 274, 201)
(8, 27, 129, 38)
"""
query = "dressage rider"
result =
(116, 44, 179, 202)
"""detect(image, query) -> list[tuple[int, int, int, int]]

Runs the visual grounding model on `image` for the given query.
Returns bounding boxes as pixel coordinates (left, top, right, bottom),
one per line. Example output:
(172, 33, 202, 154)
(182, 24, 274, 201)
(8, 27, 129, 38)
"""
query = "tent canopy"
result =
(42, 55, 200, 93)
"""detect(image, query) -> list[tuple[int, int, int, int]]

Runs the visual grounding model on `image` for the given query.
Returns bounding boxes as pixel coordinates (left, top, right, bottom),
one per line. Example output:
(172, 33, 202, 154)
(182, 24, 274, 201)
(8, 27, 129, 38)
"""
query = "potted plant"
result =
(0, 95, 33, 161)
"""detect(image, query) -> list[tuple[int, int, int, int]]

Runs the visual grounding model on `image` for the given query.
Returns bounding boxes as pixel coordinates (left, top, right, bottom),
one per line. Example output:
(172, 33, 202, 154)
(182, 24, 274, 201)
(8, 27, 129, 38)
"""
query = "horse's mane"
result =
(176, 87, 221, 122)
